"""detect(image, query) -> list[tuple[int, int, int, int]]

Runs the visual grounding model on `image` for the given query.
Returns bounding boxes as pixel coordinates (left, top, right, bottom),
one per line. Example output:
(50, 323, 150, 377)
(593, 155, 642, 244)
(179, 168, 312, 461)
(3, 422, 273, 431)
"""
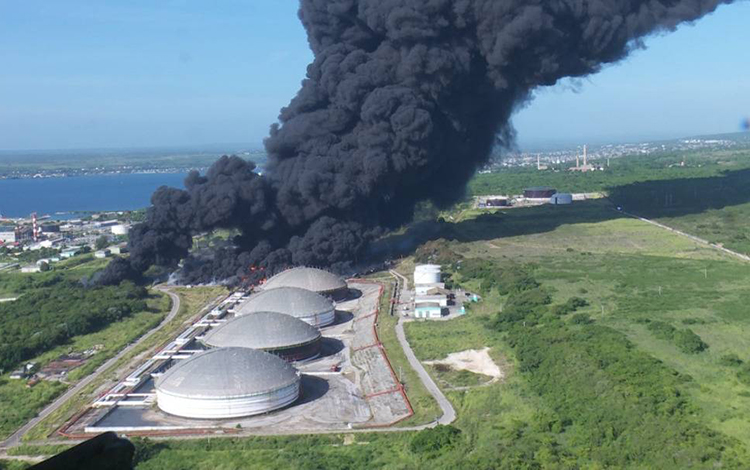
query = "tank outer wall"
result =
(269, 339, 322, 362)
(156, 380, 300, 419)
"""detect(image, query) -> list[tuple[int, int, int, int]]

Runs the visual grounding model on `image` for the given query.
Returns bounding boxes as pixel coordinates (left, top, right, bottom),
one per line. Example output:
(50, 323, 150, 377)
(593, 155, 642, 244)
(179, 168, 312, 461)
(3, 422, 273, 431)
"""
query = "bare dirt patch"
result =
(424, 347, 503, 380)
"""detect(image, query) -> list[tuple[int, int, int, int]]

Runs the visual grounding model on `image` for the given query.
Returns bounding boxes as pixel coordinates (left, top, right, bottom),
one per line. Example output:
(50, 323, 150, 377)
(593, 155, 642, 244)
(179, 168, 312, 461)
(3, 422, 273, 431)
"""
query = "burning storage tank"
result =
(262, 267, 348, 300)
(523, 186, 557, 199)
(155, 347, 300, 419)
(201, 311, 322, 362)
(237, 287, 336, 327)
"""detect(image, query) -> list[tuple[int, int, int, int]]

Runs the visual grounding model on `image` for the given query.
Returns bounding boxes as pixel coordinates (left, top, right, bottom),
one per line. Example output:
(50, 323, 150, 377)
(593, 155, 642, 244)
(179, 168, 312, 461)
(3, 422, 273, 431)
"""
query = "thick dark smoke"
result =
(98, 0, 732, 286)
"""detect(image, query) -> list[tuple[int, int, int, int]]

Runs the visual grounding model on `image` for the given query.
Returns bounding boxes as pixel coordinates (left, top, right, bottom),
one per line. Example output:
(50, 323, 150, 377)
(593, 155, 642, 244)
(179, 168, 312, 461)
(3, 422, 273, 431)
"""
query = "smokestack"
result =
(32, 212, 39, 242)
(96, 0, 734, 287)
(576, 152, 580, 169)
(583, 145, 588, 168)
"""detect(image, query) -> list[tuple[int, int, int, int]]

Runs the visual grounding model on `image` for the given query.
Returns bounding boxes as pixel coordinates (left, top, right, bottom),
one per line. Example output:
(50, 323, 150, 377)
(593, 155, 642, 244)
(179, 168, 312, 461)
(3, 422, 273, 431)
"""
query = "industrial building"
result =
(0, 225, 17, 244)
(415, 294, 449, 307)
(415, 303, 443, 319)
(201, 311, 322, 362)
(523, 186, 557, 199)
(111, 224, 129, 236)
(263, 267, 348, 300)
(237, 286, 336, 327)
(549, 193, 573, 205)
(155, 347, 301, 419)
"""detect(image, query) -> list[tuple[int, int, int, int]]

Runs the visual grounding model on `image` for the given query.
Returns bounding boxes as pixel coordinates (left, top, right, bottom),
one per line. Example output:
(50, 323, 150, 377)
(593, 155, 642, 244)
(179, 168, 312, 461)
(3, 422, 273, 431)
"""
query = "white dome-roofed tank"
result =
(201, 311, 322, 362)
(414, 264, 442, 285)
(237, 287, 336, 327)
(155, 347, 300, 419)
(549, 193, 573, 205)
(262, 267, 348, 300)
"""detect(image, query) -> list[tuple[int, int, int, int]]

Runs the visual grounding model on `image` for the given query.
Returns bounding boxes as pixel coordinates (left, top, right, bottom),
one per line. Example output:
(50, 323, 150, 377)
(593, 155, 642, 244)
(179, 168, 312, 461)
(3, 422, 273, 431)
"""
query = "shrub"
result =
(551, 297, 589, 316)
(737, 364, 750, 386)
(674, 329, 708, 354)
(646, 321, 676, 340)
(409, 425, 462, 454)
(720, 354, 743, 367)
(570, 313, 592, 325)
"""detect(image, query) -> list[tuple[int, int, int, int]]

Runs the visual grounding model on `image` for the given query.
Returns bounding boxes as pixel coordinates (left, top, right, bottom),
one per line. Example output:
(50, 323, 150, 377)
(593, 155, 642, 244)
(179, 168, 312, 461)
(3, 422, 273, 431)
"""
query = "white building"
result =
(94, 249, 111, 259)
(414, 302, 443, 319)
(0, 227, 16, 244)
(111, 224, 129, 236)
(415, 294, 448, 307)
(21, 264, 41, 273)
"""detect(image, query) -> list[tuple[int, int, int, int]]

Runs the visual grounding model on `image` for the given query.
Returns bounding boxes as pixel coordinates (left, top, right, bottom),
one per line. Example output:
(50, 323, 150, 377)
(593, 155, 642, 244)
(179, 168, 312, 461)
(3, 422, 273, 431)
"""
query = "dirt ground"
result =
(424, 347, 503, 379)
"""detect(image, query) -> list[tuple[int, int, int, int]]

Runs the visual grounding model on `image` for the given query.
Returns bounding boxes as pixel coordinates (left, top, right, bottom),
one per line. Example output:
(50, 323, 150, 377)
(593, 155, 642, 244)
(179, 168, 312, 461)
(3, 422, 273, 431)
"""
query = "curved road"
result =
(0, 285, 181, 449)
(389, 270, 456, 426)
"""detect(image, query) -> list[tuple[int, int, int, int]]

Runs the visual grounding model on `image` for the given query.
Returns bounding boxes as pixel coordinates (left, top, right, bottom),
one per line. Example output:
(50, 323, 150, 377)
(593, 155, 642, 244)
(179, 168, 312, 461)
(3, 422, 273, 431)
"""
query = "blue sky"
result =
(0, 1, 747, 151)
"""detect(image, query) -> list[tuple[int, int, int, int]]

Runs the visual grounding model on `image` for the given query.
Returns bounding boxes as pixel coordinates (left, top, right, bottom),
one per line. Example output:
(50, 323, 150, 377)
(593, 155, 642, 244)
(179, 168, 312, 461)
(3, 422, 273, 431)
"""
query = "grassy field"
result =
(20, 285, 226, 442)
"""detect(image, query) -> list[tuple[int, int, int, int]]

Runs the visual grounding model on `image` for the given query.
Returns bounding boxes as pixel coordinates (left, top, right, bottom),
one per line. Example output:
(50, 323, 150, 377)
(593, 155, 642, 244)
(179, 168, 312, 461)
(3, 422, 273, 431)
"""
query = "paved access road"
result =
(389, 270, 456, 426)
(0, 285, 181, 449)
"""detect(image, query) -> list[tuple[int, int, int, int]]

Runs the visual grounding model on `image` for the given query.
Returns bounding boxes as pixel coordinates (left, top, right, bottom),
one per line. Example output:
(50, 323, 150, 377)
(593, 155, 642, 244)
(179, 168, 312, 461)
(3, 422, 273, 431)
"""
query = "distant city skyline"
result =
(0, 1, 748, 151)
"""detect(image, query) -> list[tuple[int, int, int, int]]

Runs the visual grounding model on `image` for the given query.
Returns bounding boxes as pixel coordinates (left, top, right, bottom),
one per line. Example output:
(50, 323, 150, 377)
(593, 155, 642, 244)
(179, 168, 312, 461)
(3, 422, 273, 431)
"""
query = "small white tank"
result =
(414, 264, 441, 285)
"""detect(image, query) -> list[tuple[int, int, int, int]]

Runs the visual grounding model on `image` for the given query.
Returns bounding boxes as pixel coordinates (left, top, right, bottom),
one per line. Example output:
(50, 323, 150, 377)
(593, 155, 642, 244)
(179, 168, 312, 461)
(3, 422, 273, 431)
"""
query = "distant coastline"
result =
(0, 167, 208, 181)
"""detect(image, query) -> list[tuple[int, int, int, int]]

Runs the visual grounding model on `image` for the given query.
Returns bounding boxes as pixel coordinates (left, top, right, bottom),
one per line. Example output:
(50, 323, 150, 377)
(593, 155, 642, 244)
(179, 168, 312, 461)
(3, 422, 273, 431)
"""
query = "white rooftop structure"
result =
(237, 287, 336, 327)
(262, 267, 347, 298)
(155, 347, 300, 419)
(202, 311, 322, 361)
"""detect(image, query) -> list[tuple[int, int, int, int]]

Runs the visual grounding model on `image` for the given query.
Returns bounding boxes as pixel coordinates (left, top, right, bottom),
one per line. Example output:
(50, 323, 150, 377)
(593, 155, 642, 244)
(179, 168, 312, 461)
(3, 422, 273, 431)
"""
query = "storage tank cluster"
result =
(155, 267, 344, 420)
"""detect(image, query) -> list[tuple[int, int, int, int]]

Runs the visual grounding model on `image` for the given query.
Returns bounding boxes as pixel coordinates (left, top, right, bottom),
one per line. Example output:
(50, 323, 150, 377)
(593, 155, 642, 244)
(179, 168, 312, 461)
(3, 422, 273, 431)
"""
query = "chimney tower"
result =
(31, 212, 39, 242)
(583, 145, 588, 168)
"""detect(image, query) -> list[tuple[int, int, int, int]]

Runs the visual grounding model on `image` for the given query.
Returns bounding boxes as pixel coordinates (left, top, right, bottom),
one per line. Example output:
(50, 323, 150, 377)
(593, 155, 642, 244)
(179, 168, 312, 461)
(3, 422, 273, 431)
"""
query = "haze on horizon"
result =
(0, 1, 748, 152)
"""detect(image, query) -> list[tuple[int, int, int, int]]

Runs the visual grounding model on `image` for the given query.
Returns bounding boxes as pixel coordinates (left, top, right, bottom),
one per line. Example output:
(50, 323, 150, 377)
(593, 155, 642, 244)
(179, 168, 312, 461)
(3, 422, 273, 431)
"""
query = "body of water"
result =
(0, 173, 189, 218)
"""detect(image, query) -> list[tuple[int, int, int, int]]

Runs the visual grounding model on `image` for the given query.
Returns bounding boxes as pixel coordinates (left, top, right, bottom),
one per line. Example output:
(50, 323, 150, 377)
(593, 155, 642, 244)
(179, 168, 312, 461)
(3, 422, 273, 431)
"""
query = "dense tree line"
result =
(0, 279, 148, 372)
(460, 262, 741, 467)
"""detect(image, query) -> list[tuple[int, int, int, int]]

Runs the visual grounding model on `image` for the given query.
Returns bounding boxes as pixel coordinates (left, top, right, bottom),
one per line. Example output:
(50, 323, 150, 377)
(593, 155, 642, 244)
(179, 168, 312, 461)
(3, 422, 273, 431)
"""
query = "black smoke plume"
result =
(98, 0, 732, 286)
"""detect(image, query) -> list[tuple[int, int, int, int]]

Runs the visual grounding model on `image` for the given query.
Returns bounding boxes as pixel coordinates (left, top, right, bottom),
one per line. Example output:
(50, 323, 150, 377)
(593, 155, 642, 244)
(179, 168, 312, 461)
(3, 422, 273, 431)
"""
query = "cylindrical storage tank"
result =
(549, 193, 573, 205)
(237, 287, 336, 327)
(201, 311, 322, 362)
(262, 267, 348, 300)
(523, 187, 557, 199)
(155, 347, 300, 419)
(414, 265, 441, 284)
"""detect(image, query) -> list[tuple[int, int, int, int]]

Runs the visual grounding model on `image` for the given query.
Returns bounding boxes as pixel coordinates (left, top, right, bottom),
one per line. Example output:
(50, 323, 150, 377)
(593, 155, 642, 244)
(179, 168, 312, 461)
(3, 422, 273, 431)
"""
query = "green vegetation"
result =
(469, 149, 750, 196)
(466, 148, 750, 258)
(0, 290, 167, 441)
(0, 279, 148, 372)
(645, 320, 709, 353)
(427, 364, 493, 388)
(0, 460, 30, 470)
